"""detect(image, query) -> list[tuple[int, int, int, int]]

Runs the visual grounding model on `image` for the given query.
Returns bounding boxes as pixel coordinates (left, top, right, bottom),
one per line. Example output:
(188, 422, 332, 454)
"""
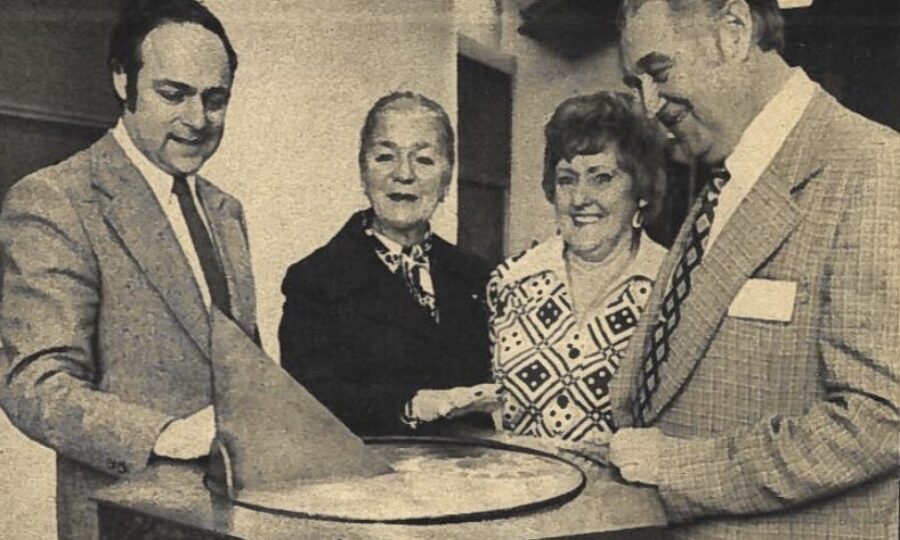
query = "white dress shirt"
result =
(112, 121, 214, 309)
(708, 68, 817, 249)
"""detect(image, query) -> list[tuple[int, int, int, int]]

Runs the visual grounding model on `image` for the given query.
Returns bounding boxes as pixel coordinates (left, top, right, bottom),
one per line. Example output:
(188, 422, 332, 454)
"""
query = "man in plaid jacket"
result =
(608, 1, 899, 538)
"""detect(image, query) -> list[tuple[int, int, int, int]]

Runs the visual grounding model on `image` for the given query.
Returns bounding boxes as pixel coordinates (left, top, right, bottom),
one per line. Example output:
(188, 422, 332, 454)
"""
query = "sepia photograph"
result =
(0, 0, 897, 538)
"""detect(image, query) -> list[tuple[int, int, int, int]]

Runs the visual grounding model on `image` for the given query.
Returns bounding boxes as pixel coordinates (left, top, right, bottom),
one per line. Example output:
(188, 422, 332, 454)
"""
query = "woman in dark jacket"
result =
(279, 92, 491, 436)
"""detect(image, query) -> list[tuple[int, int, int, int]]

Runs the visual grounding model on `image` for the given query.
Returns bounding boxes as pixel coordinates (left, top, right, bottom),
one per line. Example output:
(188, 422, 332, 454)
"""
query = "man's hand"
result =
(608, 427, 664, 486)
(153, 405, 215, 460)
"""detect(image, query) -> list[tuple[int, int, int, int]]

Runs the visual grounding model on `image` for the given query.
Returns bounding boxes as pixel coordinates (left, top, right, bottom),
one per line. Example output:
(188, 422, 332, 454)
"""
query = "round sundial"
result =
(207, 437, 585, 524)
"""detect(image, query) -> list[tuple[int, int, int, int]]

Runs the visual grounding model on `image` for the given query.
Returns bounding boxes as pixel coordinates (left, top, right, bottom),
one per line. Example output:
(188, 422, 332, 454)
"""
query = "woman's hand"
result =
(405, 384, 503, 425)
(406, 389, 457, 423)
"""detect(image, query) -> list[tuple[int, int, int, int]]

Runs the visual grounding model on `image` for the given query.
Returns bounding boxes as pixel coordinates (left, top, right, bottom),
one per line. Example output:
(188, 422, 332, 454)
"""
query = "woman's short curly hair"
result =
(542, 91, 667, 223)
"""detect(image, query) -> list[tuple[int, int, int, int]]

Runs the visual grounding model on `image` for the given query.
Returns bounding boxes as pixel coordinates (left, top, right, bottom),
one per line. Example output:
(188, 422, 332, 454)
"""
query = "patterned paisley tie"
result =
(632, 166, 731, 426)
(398, 244, 439, 323)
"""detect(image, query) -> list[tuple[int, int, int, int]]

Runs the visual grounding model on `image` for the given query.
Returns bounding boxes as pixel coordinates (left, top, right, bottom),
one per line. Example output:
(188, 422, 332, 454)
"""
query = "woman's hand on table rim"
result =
(405, 384, 503, 424)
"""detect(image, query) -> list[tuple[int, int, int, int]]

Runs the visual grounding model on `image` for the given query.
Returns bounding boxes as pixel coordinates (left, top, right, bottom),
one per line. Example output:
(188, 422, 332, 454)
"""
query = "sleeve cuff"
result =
(656, 435, 728, 523)
(400, 399, 420, 430)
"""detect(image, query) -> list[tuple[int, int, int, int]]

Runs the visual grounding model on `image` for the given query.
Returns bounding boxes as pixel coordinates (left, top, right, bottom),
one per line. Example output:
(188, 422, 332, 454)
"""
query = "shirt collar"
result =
(724, 68, 817, 189)
(500, 231, 666, 287)
(362, 208, 433, 256)
(112, 119, 198, 203)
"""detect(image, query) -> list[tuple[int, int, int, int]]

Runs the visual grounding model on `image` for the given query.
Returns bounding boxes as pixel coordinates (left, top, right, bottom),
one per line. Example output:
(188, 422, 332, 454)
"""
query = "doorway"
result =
(456, 52, 513, 266)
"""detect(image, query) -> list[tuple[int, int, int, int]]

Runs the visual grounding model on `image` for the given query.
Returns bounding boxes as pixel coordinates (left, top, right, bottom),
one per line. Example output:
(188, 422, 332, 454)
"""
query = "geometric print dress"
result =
(486, 234, 666, 444)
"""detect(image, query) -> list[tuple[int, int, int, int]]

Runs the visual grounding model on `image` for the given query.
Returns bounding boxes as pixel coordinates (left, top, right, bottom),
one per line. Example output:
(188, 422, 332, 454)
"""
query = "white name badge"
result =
(727, 279, 797, 323)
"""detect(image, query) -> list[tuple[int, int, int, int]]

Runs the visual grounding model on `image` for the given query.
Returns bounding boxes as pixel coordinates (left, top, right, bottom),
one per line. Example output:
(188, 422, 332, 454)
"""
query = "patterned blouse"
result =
(486, 234, 666, 443)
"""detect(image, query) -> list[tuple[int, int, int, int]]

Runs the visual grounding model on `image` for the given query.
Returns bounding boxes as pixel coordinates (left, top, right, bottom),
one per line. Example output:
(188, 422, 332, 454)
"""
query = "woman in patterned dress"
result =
(408, 91, 668, 450)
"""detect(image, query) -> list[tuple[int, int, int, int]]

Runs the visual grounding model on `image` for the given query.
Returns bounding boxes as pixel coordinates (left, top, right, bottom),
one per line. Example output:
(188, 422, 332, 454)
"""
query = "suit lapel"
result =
(645, 167, 800, 421)
(610, 194, 705, 426)
(195, 178, 257, 339)
(638, 91, 832, 423)
(90, 134, 211, 357)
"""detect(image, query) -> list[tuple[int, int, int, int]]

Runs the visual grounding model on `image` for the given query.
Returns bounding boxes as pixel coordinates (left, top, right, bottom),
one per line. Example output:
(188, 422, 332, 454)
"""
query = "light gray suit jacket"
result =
(611, 88, 899, 539)
(0, 132, 258, 540)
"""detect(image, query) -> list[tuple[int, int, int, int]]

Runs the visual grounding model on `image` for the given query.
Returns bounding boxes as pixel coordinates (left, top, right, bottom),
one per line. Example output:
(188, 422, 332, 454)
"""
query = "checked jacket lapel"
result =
(612, 90, 832, 426)
(645, 166, 800, 423)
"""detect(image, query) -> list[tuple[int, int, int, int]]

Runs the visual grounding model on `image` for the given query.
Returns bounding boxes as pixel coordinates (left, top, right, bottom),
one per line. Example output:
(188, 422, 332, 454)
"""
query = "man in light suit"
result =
(607, 0, 899, 538)
(0, 1, 257, 538)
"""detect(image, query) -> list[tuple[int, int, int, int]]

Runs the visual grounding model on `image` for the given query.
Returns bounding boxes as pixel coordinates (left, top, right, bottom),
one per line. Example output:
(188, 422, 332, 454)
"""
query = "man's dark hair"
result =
(542, 91, 667, 223)
(358, 91, 456, 172)
(619, 0, 785, 53)
(109, 0, 238, 111)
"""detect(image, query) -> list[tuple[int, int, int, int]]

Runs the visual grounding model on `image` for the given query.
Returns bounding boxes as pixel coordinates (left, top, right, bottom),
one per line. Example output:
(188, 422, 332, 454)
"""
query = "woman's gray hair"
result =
(358, 91, 455, 172)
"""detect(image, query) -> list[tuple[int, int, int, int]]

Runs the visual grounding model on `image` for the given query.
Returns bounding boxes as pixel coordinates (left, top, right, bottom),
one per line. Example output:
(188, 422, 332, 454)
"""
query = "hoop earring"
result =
(632, 198, 648, 229)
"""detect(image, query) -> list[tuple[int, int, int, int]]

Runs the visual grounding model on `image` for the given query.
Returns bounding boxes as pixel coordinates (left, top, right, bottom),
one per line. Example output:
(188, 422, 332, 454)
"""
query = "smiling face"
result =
(554, 148, 637, 262)
(621, 1, 737, 164)
(116, 22, 232, 176)
(361, 102, 452, 240)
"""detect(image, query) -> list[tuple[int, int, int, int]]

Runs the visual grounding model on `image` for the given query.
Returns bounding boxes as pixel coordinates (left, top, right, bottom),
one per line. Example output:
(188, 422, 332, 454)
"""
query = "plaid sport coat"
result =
(610, 87, 899, 539)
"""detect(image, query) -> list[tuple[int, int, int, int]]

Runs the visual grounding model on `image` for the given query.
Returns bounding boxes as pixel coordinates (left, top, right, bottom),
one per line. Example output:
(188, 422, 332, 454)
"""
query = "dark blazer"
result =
(279, 210, 492, 436)
(0, 132, 258, 540)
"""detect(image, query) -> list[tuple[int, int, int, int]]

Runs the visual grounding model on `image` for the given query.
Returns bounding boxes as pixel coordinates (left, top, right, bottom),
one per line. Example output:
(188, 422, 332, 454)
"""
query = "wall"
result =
(499, 0, 627, 255)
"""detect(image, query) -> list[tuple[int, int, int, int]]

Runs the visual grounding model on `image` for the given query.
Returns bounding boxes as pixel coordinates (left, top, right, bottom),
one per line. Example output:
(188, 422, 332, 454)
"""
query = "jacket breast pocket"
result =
(715, 276, 816, 367)
(719, 270, 811, 337)
(727, 278, 800, 323)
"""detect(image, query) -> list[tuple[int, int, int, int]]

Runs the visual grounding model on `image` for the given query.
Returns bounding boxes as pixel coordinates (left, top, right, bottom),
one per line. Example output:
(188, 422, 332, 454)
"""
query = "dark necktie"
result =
(632, 166, 731, 426)
(171, 175, 232, 318)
